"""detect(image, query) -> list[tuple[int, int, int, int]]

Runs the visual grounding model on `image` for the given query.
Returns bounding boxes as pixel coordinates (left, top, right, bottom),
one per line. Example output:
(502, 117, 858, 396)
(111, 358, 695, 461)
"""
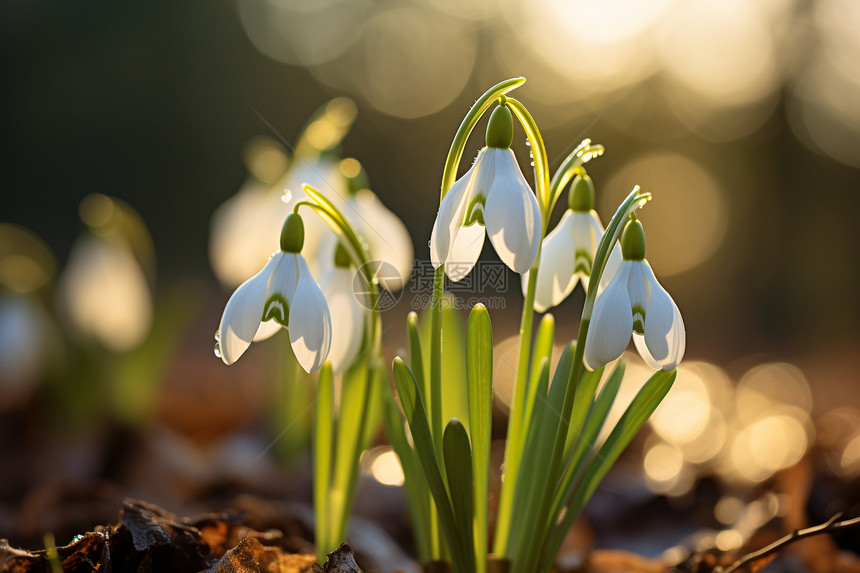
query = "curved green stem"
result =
(295, 188, 380, 349)
(519, 187, 650, 572)
(493, 97, 551, 558)
(429, 78, 526, 566)
(548, 139, 605, 216)
(439, 78, 526, 198)
(505, 98, 550, 221)
(299, 185, 387, 558)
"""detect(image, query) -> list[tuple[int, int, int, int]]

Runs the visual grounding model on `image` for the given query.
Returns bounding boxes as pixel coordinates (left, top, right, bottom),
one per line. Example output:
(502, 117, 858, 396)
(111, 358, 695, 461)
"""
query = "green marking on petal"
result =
(573, 249, 593, 276)
(263, 293, 290, 326)
(632, 304, 646, 335)
(463, 194, 487, 227)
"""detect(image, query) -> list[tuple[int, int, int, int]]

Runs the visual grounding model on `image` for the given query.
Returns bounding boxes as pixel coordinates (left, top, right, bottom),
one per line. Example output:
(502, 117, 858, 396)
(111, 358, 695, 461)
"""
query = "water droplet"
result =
(214, 341, 222, 359)
(525, 140, 531, 146)
(427, 240, 432, 247)
(281, 190, 293, 203)
(214, 330, 221, 342)
(530, 162, 535, 167)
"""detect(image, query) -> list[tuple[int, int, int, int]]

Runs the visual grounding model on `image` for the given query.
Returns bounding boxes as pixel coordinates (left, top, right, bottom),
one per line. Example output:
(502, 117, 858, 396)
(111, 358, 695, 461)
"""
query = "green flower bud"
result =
(333, 241, 352, 268)
(568, 174, 595, 212)
(280, 213, 305, 253)
(620, 218, 646, 261)
(485, 104, 513, 149)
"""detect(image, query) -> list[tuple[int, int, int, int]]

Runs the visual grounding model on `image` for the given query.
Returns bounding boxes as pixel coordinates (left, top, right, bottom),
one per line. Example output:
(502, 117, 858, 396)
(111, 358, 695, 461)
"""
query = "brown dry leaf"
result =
(320, 544, 363, 573)
(211, 535, 317, 573)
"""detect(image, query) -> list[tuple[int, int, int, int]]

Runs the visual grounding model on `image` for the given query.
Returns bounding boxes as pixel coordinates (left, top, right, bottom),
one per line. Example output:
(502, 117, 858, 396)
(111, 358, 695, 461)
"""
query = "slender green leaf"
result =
(331, 360, 377, 543)
(546, 341, 576, 413)
(543, 369, 676, 569)
(407, 312, 429, 404)
(467, 304, 493, 573)
(496, 341, 572, 557)
(313, 363, 334, 559)
(392, 358, 469, 572)
(524, 313, 555, 425)
(444, 419, 476, 573)
(505, 358, 554, 564)
(381, 388, 433, 562)
(563, 365, 605, 459)
(545, 361, 625, 557)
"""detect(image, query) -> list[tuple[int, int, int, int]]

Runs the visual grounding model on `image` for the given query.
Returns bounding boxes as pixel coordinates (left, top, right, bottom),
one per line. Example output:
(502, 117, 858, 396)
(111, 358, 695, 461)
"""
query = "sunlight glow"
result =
(603, 154, 728, 276)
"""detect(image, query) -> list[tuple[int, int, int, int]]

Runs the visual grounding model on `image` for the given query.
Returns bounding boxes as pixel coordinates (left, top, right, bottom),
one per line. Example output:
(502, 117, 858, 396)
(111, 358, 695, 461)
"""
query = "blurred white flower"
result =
(584, 220, 685, 372)
(0, 296, 49, 409)
(318, 188, 414, 292)
(209, 157, 346, 287)
(57, 235, 152, 352)
(318, 262, 366, 373)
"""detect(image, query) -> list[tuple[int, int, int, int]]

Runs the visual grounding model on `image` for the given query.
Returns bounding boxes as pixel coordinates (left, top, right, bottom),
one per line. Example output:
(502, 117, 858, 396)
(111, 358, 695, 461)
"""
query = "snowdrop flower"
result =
(217, 213, 332, 373)
(523, 174, 622, 312)
(317, 160, 414, 291)
(317, 243, 367, 373)
(430, 104, 541, 282)
(584, 218, 685, 372)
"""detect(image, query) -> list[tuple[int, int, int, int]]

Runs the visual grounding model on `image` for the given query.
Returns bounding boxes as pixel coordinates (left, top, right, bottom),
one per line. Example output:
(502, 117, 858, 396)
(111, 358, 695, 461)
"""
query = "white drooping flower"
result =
(217, 214, 332, 373)
(317, 185, 414, 292)
(317, 250, 367, 373)
(584, 218, 685, 372)
(430, 105, 541, 282)
(523, 174, 622, 312)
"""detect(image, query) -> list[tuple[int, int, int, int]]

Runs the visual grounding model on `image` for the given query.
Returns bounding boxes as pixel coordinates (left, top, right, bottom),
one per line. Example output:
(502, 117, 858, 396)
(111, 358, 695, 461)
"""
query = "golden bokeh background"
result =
(2, 0, 860, 547)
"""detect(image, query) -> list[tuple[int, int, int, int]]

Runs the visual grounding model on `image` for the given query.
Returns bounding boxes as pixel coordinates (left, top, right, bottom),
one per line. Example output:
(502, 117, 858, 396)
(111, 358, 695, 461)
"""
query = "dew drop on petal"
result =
(214, 329, 221, 342)
(525, 140, 531, 146)
(281, 190, 293, 203)
(427, 240, 432, 247)
(214, 341, 222, 359)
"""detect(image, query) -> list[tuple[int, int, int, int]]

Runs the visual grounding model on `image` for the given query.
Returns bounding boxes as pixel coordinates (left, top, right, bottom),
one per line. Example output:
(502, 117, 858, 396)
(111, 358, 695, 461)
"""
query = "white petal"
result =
(445, 222, 485, 282)
(583, 261, 633, 371)
(218, 253, 282, 365)
(571, 210, 602, 292)
(484, 148, 541, 274)
(263, 253, 300, 326)
(350, 190, 414, 291)
(429, 151, 484, 268)
(633, 333, 662, 370)
(288, 255, 332, 373)
(320, 267, 366, 373)
(641, 262, 685, 370)
(599, 241, 623, 294)
(528, 210, 578, 312)
(253, 319, 282, 342)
